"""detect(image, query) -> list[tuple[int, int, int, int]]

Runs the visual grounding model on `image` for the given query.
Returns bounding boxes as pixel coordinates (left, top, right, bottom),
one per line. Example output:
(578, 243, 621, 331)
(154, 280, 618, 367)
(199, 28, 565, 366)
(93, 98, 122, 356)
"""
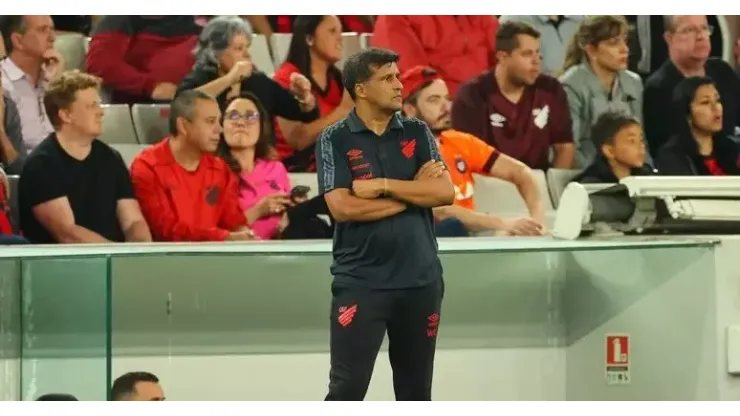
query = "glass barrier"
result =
(0, 238, 719, 400)
(0, 259, 21, 401)
(19, 256, 110, 401)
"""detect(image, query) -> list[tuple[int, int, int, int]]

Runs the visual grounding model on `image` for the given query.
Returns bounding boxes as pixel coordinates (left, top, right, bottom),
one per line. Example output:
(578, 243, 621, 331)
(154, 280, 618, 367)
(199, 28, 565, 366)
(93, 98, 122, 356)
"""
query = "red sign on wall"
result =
(605, 334, 630, 385)
(606, 335, 630, 365)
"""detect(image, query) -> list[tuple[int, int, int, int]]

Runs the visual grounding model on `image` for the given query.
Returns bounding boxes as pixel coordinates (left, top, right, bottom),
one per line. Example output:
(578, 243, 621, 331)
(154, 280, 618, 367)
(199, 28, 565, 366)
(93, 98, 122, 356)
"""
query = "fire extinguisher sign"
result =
(605, 334, 631, 385)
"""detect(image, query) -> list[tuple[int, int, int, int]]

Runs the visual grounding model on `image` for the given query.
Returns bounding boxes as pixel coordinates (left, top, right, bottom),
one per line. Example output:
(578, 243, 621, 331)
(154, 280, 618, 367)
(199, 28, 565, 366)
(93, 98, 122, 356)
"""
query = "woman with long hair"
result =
(656, 76, 740, 175)
(272, 15, 354, 172)
(559, 16, 645, 169)
(218, 92, 332, 239)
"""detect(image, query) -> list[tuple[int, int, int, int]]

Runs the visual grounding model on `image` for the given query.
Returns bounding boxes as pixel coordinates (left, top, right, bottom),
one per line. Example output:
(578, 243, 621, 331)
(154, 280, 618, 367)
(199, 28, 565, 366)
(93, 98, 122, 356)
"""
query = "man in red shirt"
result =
(451, 20, 575, 170)
(372, 16, 498, 97)
(130, 90, 255, 242)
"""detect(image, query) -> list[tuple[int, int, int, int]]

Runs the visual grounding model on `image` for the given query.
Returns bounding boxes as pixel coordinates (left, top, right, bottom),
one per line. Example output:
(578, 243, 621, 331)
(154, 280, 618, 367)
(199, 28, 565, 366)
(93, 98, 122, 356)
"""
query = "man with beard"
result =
(402, 66, 544, 236)
(451, 20, 575, 170)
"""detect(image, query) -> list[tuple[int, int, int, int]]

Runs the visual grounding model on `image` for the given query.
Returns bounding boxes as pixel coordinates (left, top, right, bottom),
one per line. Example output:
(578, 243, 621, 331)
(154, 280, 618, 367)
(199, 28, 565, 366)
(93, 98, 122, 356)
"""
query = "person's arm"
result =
(384, 124, 455, 208)
(218, 171, 250, 232)
(0, 95, 25, 174)
(371, 16, 429, 73)
(451, 82, 490, 140)
(316, 126, 406, 223)
(85, 16, 159, 98)
(433, 205, 503, 232)
(130, 158, 232, 241)
(117, 199, 152, 242)
(184, 65, 235, 99)
(112, 152, 151, 242)
(276, 90, 353, 151)
(23, 159, 110, 243)
(489, 153, 545, 225)
(549, 82, 576, 169)
(560, 81, 592, 169)
(264, 74, 320, 122)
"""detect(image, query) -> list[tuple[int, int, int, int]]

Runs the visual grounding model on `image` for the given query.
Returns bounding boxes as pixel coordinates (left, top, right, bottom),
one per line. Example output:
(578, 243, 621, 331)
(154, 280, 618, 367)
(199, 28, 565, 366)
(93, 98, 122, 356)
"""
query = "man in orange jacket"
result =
(401, 66, 545, 236)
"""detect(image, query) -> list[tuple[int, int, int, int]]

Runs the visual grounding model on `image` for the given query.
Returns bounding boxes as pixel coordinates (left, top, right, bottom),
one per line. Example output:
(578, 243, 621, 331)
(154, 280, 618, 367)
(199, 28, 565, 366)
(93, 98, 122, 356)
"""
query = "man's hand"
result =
(352, 178, 385, 199)
(415, 160, 446, 181)
(151, 82, 178, 101)
(42, 49, 65, 80)
(499, 217, 543, 237)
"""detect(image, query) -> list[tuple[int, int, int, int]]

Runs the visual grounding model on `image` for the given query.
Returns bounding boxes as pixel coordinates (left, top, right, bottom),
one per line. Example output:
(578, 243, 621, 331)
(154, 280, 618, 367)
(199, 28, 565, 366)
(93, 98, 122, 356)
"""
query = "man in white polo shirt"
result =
(0, 15, 64, 151)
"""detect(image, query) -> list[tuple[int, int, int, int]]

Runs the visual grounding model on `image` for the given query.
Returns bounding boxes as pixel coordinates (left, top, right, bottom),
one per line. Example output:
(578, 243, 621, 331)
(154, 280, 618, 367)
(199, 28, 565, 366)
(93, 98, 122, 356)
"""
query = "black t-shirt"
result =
(315, 111, 444, 290)
(19, 134, 134, 244)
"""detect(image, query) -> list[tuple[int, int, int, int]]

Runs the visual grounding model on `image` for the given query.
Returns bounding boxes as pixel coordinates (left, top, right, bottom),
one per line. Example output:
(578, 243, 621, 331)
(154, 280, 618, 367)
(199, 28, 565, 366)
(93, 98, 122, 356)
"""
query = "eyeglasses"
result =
(675, 25, 714, 38)
(224, 110, 260, 123)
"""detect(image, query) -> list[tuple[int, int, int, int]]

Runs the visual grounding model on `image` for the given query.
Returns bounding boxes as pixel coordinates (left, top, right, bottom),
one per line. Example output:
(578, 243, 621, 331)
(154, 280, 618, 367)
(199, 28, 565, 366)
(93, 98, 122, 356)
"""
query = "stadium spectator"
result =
(178, 16, 320, 127)
(111, 371, 165, 401)
(0, 166, 28, 244)
(371, 16, 498, 97)
(1, 77, 27, 174)
(452, 21, 575, 170)
(401, 66, 544, 236)
(643, 15, 740, 157)
(656, 76, 740, 176)
(130, 90, 256, 242)
(245, 15, 374, 39)
(573, 111, 654, 183)
(0, 15, 62, 151)
(86, 15, 200, 104)
(18, 71, 151, 244)
(559, 15, 645, 169)
(499, 15, 583, 76)
(51, 16, 102, 35)
(273, 16, 354, 172)
(218, 93, 333, 239)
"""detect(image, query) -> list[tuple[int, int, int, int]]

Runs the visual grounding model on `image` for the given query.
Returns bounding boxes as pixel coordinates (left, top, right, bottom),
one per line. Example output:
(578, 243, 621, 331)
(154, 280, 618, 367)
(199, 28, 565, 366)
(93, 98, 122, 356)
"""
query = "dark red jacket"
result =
(86, 16, 200, 104)
(372, 16, 498, 97)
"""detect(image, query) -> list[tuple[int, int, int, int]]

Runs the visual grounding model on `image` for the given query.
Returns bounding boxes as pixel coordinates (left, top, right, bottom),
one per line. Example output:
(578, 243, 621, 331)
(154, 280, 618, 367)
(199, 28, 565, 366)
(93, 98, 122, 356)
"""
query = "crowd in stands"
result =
(0, 14, 738, 245)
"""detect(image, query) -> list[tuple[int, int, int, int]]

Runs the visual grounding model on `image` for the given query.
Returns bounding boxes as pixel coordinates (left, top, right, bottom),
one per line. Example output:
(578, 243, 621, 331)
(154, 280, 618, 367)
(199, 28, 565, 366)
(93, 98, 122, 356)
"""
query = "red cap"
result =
(401, 66, 444, 101)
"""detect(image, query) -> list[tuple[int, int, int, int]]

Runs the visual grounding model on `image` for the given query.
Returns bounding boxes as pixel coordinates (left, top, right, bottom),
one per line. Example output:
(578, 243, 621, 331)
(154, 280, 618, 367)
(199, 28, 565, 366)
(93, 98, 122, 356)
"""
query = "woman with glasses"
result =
(273, 15, 354, 172)
(178, 16, 320, 127)
(218, 92, 332, 240)
(656, 76, 740, 176)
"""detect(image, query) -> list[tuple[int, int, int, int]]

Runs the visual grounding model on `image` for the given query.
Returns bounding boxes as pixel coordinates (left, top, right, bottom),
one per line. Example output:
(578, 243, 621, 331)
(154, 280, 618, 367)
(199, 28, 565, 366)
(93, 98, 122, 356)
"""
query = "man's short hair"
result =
(590, 111, 641, 148)
(168, 89, 216, 135)
(111, 371, 159, 401)
(0, 16, 26, 55)
(44, 70, 102, 129)
(342, 47, 399, 100)
(496, 21, 541, 54)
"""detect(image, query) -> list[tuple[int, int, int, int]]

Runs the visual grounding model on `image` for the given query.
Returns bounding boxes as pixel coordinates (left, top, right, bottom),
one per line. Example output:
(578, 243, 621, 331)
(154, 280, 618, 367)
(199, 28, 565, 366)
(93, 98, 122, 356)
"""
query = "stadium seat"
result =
(338, 33, 362, 70)
(250, 34, 275, 76)
(131, 104, 170, 145)
(360, 33, 372, 50)
(472, 170, 554, 217)
(8, 175, 19, 229)
(270, 33, 293, 68)
(99, 104, 139, 145)
(111, 144, 149, 168)
(288, 173, 319, 199)
(546, 169, 581, 208)
(54, 33, 86, 71)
